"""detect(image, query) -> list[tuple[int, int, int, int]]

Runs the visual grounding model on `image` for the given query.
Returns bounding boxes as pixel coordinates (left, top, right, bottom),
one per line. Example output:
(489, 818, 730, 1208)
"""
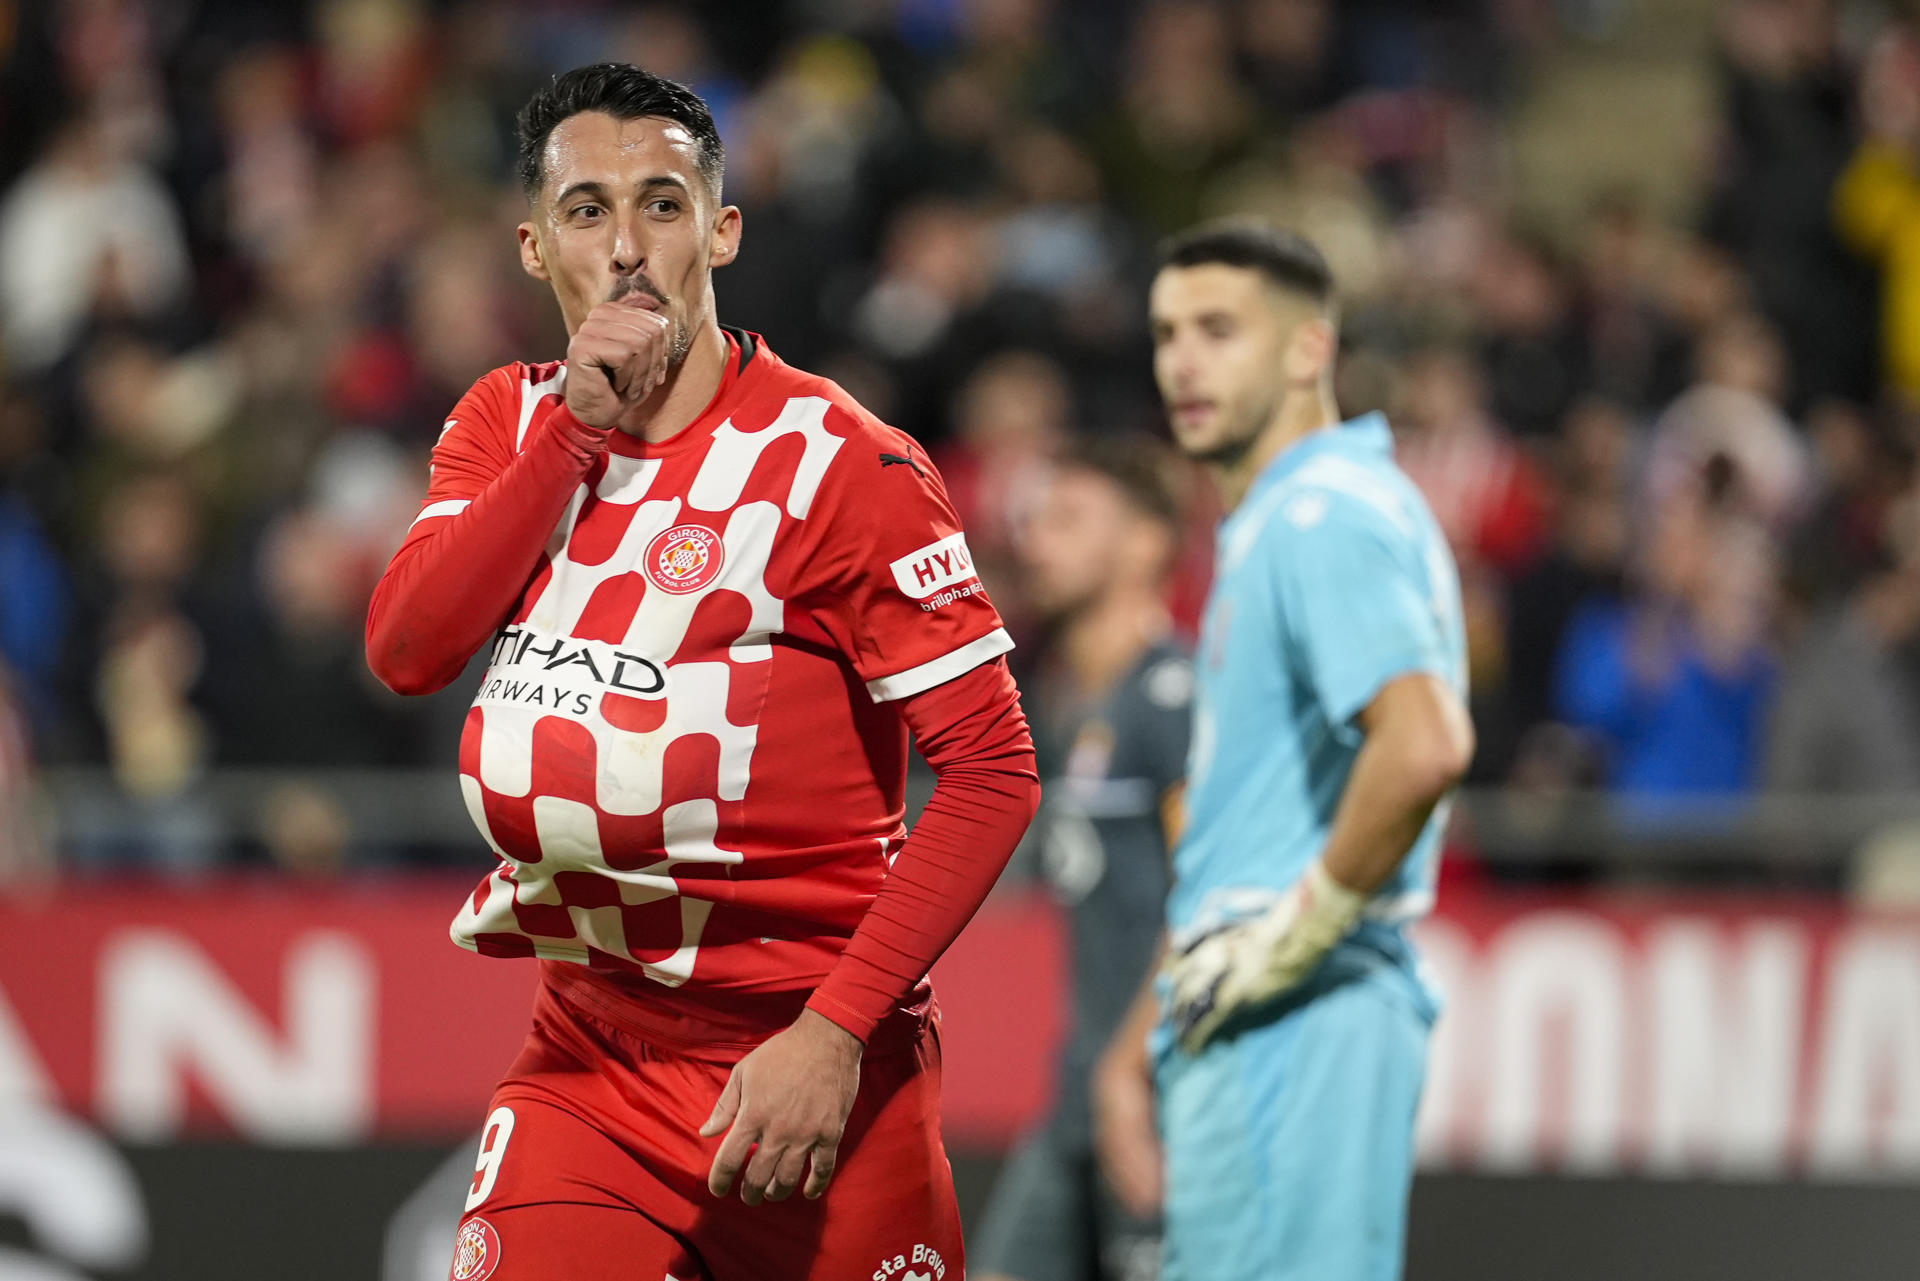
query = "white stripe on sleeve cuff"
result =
(864, 628, 1014, 703)
(409, 499, 471, 528)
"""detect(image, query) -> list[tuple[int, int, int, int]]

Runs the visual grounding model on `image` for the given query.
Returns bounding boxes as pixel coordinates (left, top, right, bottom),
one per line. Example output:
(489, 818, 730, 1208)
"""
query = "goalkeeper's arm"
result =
(1169, 670, 1472, 1051)
(1318, 669, 1475, 896)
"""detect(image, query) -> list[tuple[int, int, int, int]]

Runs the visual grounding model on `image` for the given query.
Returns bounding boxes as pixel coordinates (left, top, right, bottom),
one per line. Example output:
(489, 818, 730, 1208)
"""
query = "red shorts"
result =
(447, 982, 964, 1281)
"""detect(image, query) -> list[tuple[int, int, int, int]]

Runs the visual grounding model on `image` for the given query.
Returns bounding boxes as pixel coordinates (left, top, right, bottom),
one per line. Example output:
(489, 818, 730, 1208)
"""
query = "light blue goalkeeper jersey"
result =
(1169, 412, 1466, 953)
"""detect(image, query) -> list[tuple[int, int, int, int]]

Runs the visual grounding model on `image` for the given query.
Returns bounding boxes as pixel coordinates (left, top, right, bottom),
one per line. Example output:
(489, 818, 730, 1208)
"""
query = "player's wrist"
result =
(1298, 860, 1366, 943)
(795, 1006, 866, 1060)
(1258, 860, 1365, 978)
(548, 400, 616, 453)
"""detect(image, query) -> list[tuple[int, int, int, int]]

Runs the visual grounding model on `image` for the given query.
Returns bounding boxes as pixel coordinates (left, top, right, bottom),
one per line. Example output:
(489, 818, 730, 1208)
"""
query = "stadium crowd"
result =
(4, 0, 1920, 874)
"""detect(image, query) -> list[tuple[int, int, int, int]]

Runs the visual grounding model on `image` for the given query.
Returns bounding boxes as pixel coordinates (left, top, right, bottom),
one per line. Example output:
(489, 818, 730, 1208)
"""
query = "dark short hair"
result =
(1060, 432, 1183, 529)
(1158, 218, 1335, 304)
(516, 63, 724, 200)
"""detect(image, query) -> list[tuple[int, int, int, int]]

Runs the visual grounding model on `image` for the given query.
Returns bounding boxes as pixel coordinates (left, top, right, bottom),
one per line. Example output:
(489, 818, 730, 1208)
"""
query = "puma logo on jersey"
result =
(889, 533, 977, 599)
(878, 450, 926, 477)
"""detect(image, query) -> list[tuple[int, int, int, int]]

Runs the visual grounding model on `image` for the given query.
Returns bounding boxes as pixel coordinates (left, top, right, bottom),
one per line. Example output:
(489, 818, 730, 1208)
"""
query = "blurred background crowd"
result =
(6, 0, 1920, 882)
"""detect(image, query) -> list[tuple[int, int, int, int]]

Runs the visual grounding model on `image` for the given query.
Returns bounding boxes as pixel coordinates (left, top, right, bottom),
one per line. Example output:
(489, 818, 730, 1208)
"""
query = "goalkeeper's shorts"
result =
(1154, 942, 1436, 1281)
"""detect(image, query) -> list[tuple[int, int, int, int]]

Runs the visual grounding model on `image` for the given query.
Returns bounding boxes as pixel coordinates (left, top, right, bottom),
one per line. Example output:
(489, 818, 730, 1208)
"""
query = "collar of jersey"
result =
(1243, 410, 1392, 502)
(601, 328, 766, 459)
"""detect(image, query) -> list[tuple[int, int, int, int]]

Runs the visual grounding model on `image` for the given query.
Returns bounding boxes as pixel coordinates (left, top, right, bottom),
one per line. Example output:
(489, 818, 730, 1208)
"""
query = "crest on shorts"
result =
(450, 1216, 501, 1281)
(645, 523, 726, 594)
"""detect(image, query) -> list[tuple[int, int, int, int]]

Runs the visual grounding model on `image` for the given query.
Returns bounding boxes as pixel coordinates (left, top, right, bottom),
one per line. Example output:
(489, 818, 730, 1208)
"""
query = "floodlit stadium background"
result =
(3, 1, 1920, 1278)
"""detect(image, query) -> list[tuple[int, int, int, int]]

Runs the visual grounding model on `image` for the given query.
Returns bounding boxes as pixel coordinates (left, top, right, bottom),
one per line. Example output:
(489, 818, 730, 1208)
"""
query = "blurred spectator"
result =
(1769, 400, 1920, 793)
(1787, 400, 1906, 600)
(1468, 230, 1589, 439)
(1395, 343, 1551, 577)
(68, 471, 212, 798)
(200, 440, 418, 769)
(95, 604, 207, 799)
(851, 197, 1002, 436)
(1579, 193, 1693, 414)
(1836, 18, 1920, 405)
(1711, 0, 1877, 407)
(936, 350, 1074, 641)
(1093, 1, 1269, 234)
(259, 780, 355, 878)
(1503, 397, 1636, 770)
(992, 124, 1129, 311)
(209, 45, 324, 270)
(0, 488, 69, 738)
(0, 665, 49, 885)
(1554, 493, 1779, 801)
(313, 0, 434, 148)
(1236, 0, 1338, 119)
(0, 114, 189, 372)
(1645, 311, 1809, 530)
(1768, 567, 1920, 794)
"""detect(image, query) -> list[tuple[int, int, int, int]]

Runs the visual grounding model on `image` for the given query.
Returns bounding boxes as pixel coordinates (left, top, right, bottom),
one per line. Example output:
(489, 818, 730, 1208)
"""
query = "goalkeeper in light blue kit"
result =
(1093, 220, 1474, 1281)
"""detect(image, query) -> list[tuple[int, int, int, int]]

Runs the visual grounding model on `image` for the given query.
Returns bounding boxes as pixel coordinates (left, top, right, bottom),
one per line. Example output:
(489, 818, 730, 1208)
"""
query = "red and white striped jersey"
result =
(398, 331, 1010, 1020)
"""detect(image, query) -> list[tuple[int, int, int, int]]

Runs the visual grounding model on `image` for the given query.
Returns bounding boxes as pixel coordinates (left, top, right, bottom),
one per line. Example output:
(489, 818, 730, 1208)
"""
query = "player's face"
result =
(1149, 264, 1319, 465)
(517, 110, 741, 364)
(1022, 467, 1132, 618)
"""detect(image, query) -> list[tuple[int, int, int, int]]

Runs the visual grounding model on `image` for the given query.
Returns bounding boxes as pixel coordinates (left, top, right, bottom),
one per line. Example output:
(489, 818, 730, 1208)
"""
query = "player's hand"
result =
(701, 1008, 862, 1206)
(1164, 861, 1365, 1053)
(1093, 1026, 1163, 1220)
(564, 295, 673, 429)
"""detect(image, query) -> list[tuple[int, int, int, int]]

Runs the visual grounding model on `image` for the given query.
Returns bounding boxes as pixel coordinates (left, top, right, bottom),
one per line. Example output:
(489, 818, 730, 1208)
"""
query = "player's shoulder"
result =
(751, 343, 939, 491)
(463, 358, 565, 396)
(1266, 449, 1428, 552)
(450, 359, 566, 428)
(794, 370, 917, 455)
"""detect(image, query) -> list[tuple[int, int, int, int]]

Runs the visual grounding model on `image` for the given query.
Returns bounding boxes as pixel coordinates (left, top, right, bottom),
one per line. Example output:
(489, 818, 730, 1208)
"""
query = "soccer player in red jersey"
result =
(366, 64, 1039, 1281)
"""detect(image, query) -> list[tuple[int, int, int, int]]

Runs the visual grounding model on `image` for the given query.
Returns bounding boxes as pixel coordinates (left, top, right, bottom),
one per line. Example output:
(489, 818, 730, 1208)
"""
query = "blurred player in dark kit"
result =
(974, 436, 1192, 1281)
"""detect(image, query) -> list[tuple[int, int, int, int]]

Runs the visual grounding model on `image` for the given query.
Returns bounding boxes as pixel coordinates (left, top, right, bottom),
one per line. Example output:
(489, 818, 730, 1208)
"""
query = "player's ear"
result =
(1284, 315, 1337, 384)
(517, 220, 550, 283)
(709, 204, 742, 270)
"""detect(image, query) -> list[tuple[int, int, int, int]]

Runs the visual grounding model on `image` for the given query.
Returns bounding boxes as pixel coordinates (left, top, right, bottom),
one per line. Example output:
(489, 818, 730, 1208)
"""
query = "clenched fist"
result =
(565, 295, 673, 429)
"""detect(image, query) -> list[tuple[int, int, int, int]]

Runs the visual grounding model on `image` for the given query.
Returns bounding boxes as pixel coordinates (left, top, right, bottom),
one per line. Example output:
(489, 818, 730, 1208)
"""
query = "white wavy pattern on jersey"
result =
(515, 366, 567, 451)
(688, 395, 843, 517)
(596, 454, 661, 503)
(456, 386, 854, 984)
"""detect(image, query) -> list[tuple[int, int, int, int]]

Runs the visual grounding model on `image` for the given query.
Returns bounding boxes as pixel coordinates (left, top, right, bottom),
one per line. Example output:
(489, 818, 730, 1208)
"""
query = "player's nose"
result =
(609, 208, 645, 277)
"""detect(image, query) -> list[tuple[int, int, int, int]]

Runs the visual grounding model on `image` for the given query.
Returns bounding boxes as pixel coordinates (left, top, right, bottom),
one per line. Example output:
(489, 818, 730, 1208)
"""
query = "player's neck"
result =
(613, 322, 730, 444)
(1061, 589, 1170, 697)
(1215, 384, 1341, 511)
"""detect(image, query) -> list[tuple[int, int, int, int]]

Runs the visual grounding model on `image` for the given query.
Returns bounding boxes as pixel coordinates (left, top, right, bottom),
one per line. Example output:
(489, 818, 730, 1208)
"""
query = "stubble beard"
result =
(1175, 388, 1279, 469)
(607, 273, 697, 369)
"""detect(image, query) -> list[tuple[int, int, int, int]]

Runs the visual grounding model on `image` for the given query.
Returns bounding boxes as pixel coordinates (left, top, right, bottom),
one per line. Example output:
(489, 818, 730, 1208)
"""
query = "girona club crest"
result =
(450, 1216, 501, 1281)
(645, 523, 726, 594)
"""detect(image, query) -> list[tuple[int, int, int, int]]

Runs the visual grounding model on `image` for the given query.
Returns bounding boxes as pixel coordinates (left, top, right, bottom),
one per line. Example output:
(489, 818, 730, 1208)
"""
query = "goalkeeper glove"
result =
(1165, 860, 1366, 1053)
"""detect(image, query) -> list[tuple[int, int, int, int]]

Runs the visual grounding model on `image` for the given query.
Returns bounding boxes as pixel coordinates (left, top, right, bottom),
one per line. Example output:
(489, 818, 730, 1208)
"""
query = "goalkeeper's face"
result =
(1150, 263, 1324, 467)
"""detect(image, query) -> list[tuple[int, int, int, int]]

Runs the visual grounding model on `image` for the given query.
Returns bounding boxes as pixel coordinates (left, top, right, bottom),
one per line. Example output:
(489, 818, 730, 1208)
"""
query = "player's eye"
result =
(1201, 317, 1237, 339)
(646, 198, 681, 217)
(571, 204, 604, 221)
